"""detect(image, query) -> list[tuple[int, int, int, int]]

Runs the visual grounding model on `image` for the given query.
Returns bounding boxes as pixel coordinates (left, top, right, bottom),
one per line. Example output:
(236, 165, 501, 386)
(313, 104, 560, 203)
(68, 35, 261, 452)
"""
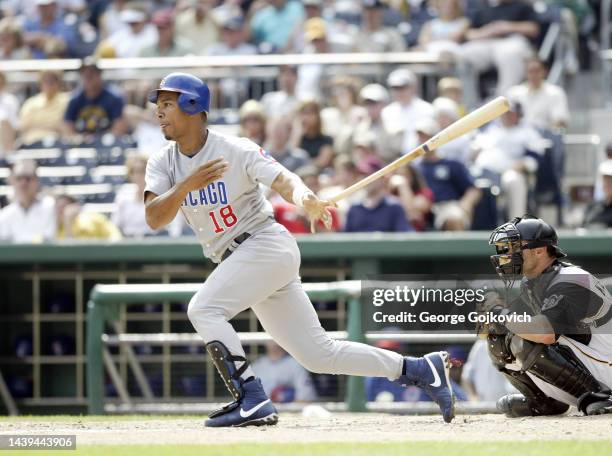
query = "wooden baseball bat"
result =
(329, 96, 510, 204)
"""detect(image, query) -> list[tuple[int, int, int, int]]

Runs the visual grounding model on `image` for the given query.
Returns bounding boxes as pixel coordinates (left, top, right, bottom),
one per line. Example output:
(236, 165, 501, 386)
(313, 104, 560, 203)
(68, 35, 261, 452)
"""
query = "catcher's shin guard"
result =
(205, 340, 249, 401)
(509, 336, 603, 399)
(497, 368, 570, 417)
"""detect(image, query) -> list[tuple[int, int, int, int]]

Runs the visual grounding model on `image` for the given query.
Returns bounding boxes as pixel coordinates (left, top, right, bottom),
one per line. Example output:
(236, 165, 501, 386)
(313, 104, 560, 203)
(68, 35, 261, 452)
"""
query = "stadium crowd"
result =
(0, 0, 610, 243)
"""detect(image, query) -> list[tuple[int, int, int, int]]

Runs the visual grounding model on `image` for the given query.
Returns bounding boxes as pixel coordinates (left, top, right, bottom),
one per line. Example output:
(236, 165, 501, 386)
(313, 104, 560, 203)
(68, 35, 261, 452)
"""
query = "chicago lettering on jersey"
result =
(182, 181, 228, 207)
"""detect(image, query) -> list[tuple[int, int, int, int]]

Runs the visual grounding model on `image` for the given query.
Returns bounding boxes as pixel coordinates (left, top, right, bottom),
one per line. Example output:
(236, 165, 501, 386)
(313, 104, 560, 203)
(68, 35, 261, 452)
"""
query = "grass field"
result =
(1, 414, 611, 456)
(4, 441, 612, 456)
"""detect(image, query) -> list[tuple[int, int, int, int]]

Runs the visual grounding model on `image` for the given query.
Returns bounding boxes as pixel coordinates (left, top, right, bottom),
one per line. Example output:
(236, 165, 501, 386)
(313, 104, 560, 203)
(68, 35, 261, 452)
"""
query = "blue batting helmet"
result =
(148, 72, 210, 115)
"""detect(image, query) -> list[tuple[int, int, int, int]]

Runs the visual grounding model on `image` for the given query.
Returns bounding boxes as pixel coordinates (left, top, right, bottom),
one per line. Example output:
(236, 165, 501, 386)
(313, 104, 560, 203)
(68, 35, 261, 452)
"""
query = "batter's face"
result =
(155, 91, 192, 140)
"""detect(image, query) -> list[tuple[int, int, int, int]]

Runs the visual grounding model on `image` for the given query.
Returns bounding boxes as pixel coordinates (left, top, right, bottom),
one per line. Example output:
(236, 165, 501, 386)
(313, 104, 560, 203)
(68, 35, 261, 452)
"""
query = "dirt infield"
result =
(1, 413, 611, 445)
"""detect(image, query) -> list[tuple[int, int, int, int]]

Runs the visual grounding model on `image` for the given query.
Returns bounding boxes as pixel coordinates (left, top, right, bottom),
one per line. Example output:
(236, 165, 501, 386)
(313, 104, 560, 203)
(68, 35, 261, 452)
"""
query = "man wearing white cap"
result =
(584, 160, 612, 228)
(355, 83, 402, 162)
(381, 68, 434, 154)
(432, 97, 473, 164)
(105, 3, 157, 58)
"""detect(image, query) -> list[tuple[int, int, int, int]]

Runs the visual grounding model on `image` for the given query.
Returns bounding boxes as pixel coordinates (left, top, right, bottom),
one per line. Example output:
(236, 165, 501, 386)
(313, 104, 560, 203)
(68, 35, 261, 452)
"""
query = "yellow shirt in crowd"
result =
(19, 92, 69, 144)
(57, 212, 122, 241)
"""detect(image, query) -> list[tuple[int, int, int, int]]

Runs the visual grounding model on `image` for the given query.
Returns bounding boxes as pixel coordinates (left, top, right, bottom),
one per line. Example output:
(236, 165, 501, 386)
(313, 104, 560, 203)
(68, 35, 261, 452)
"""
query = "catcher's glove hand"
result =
(475, 291, 509, 337)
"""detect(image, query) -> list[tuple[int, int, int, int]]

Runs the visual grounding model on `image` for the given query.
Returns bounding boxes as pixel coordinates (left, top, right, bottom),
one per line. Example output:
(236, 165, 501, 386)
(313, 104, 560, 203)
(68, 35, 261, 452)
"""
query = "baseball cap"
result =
(120, 8, 147, 23)
(360, 83, 389, 103)
(354, 130, 377, 149)
(387, 68, 416, 88)
(415, 117, 439, 137)
(35, 0, 56, 5)
(437, 77, 462, 92)
(304, 17, 327, 42)
(303, 0, 322, 6)
(433, 97, 460, 121)
(11, 159, 38, 178)
(599, 159, 612, 177)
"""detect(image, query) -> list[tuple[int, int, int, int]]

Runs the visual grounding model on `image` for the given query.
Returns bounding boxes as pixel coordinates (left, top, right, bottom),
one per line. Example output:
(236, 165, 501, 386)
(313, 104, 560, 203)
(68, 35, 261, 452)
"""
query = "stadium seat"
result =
(90, 166, 127, 185)
(12, 148, 64, 166)
(38, 166, 91, 186)
(65, 148, 98, 167)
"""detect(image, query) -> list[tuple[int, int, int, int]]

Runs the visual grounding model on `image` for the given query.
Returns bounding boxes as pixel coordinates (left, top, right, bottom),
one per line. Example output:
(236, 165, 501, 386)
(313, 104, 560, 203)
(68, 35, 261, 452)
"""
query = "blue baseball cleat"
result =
(205, 378, 278, 427)
(397, 351, 455, 423)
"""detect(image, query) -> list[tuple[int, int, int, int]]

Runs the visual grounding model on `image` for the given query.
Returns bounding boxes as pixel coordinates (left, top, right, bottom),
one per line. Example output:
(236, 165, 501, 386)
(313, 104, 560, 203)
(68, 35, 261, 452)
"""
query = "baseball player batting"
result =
(144, 73, 455, 427)
(483, 215, 612, 417)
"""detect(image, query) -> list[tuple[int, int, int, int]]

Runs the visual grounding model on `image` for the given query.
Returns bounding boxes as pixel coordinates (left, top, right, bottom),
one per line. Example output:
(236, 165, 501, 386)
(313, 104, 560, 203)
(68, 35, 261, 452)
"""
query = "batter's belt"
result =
(220, 232, 252, 262)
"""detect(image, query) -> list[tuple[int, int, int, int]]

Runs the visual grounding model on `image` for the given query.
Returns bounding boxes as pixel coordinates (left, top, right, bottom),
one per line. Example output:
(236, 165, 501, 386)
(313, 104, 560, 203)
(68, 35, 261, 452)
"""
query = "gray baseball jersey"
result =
(144, 128, 285, 262)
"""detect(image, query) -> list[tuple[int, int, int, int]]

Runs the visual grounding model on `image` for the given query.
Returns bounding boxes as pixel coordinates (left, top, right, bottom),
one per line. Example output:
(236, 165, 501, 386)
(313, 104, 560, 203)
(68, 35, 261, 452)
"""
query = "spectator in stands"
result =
(0, 72, 18, 157)
(140, 9, 193, 57)
(0, 159, 56, 242)
(458, 0, 539, 102)
(104, 3, 157, 58)
(344, 157, 413, 232)
(321, 76, 368, 157)
(55, 193, 121, 240)
(112, 154, 154, 237)
(437, 77, 466, 117)
(295, 18, 331, 99)
(250, 0, 305, 52)
(507, 57, 570, 131)
(297, 99, 335, 170)
(417, 118, 481, 231)
(284, 0, 327, 53)
(462, 339, 517, 402)
(389, 165, 434, 232)
(207, 14, 257, 56)
(0, 111, 14, 159)
(355, 83, 402, 162)
(99, 0, 131, 39)
(19, 70, 69, 146)
(238, 100, 267, 146)
(252, 341, 317, 403)
(265, 116, 311, 172)
(23, 0, 79, 58)
(583, 160, 612, 228)
(260, 65, 300, 117)
(63, 58, 128, 140)
(175, 0, 219, 55)
(382, 68, 434, 153)
(417, 0, 469, 58)
(471, 99, 544, 218)
(0, 17, 31, 59)
(433, 97, 472, 163)
(355, 0, 405, 53)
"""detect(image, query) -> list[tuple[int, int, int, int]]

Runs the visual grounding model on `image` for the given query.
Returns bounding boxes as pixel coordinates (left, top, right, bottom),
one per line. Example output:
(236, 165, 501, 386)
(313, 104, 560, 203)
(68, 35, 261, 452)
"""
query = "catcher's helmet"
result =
(489, 215, 566, 278)
(148, 72, 210, 115)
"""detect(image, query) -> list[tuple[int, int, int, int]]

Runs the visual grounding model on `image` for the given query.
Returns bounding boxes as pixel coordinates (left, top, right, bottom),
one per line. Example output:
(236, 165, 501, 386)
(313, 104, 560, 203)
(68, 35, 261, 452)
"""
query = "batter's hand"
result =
(182, 157, 228, 193)
(303, 193, 336, 233)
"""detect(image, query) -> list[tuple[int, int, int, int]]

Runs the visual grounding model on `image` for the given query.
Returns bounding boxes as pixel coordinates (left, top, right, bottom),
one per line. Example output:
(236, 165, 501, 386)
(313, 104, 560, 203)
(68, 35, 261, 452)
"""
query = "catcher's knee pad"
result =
(206, 340, 250, 401)
(509, 336, 602, 398)
(487, 331, 514, 367)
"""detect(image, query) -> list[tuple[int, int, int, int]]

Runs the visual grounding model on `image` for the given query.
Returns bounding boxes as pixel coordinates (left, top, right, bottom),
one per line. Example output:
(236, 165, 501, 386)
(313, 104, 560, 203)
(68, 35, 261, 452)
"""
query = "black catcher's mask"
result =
(489, 215, 566, 280)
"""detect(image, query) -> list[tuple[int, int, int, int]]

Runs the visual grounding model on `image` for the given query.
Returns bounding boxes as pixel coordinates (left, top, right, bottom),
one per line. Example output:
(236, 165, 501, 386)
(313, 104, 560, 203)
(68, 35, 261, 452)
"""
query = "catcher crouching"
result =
(480, 215, 612, 417)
